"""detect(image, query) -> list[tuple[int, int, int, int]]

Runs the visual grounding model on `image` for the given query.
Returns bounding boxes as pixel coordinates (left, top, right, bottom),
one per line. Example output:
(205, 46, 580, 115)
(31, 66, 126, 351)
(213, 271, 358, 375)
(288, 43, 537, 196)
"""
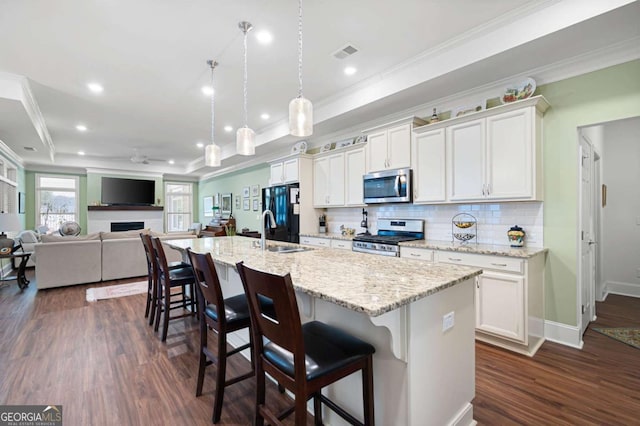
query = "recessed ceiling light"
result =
(344, 66, 357, 76)
(201, 86, 214, 96)
(78, 151, 85, 156)
(87, 82, 104, 93)
(261, 113, 270, 120)
(76, 124, 87, 132)
(255, 30, 273, 44)
(196, 142, 204, 148)
(224, 125, 233, 132)
(168, 159, 175, 165)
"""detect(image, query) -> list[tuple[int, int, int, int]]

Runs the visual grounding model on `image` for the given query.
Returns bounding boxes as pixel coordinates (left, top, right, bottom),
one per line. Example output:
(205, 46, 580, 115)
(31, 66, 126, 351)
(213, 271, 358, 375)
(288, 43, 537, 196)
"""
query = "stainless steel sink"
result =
(266, 245, 314, 253)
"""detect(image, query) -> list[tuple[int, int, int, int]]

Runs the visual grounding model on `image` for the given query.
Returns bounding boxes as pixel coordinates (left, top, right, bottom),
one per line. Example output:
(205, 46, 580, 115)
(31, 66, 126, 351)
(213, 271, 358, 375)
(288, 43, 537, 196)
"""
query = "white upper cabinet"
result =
(313, 153, 345, 207)
(364, 117, 426, 173)
(411, 96, 548, 203)
(412, 128, 446, 203)
(485, 108, 534, 199)
(344, 147, 366, 206)
(270, 157, 302, 186)
(447, 119, 486, 201)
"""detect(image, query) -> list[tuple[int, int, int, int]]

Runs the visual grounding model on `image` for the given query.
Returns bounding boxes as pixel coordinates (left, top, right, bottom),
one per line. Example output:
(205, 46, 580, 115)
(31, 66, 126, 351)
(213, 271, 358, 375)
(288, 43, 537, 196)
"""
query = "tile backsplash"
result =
(324, 202, 543, 248)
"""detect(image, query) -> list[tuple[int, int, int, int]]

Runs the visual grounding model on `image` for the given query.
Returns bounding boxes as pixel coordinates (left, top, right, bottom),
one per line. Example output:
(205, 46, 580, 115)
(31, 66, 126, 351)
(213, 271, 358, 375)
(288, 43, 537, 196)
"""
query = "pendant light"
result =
(236, 21, 255, 156)
(205, 59, 221, 167)
(289, 0, 313, 137)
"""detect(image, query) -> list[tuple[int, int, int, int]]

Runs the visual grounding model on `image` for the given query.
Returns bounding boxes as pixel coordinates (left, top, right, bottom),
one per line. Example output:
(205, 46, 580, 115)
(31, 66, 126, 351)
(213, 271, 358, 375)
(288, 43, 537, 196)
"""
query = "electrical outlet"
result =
(442, 311, 455, 332)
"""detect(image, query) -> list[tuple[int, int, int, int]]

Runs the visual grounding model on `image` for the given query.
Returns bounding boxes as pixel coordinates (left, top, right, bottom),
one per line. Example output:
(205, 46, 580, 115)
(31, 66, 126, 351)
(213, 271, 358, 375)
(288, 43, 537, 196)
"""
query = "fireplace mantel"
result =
(87, 207, 164, 233)
(88, 205, 163, 211)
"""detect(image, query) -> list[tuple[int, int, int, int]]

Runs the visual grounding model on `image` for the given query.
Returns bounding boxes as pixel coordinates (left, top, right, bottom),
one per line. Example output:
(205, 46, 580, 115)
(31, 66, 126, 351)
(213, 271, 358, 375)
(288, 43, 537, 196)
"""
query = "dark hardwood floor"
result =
(2, 272, 640, 425)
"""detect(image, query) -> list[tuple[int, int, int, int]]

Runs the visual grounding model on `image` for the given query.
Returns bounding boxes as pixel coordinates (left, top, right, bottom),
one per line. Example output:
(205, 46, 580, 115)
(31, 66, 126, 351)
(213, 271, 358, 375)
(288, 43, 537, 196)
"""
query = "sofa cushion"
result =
(41, 232, 101, 243)
(100, 229, 151, 240)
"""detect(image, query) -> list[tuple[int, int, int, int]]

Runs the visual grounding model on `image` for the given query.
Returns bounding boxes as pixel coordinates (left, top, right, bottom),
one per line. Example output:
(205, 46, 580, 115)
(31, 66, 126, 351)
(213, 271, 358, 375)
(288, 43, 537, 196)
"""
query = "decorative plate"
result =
(291, 140, 308, 154)
(502, 77, 536, 103)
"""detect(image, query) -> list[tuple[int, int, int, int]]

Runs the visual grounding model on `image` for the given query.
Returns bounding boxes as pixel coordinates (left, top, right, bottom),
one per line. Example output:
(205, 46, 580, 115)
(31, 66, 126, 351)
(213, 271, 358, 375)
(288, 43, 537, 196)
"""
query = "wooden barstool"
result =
(236, 261, 376, 426)
(187, 248, 257, 423)
(150, 237, 196, 341)
(140, 233, 189, 326)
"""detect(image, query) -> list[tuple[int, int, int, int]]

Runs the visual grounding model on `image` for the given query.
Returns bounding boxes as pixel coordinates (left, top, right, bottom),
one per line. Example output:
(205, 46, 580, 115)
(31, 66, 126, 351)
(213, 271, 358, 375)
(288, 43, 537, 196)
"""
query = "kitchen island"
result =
(166, 236, 482, 426)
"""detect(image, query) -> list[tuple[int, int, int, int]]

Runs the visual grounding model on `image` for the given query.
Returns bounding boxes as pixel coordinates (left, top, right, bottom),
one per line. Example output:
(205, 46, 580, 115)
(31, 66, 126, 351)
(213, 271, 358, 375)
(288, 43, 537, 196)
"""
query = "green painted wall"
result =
(24, 170, 88, 233)
(198, 165, 270, 231)
(540, 59, 640, 325)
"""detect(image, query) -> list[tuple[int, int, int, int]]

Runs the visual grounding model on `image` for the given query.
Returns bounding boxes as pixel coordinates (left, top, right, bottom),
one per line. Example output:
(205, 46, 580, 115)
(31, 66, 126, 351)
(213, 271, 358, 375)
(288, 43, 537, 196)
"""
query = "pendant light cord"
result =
(297, 0, 303, 98)
(243, 28, 249, 127)
(209, 60, 217, 145)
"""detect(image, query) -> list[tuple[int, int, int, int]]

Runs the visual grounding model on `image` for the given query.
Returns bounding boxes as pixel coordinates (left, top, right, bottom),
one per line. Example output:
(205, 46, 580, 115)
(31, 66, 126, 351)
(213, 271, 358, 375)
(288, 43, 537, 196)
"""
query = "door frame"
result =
(577, 130, 598, 338)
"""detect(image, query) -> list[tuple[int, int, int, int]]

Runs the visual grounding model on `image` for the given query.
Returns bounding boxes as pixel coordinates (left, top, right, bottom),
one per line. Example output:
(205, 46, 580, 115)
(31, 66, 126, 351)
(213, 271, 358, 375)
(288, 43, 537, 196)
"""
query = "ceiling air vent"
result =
(23, 146, 37, 152)
(333, 44, 358, 60)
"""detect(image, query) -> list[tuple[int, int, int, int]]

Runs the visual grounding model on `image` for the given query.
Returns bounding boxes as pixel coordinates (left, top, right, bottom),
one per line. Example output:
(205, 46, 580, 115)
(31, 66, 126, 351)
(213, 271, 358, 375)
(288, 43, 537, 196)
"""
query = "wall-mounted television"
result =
(101, 177, 155, 206)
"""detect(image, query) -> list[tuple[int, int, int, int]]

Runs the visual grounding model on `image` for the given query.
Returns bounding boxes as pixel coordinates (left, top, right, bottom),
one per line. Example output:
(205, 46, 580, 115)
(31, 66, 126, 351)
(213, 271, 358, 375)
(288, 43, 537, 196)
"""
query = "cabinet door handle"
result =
(486, 183, 491, 195)
(410, 253, 421, 257)
(476, 277, 480, 289)
(448, 257, 462, 262)
(482, 184, 486, 196)
(490, 262, 507, 267)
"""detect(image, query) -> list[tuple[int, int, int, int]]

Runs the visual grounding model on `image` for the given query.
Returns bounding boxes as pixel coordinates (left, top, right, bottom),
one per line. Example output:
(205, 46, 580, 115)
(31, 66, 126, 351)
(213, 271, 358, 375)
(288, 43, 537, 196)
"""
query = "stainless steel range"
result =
(352, 218, 424, 257)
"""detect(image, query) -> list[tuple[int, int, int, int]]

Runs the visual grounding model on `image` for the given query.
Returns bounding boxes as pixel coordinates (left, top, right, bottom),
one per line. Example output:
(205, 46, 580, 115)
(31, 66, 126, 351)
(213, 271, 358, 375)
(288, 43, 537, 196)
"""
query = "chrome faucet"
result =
(260, 209, 276, 250)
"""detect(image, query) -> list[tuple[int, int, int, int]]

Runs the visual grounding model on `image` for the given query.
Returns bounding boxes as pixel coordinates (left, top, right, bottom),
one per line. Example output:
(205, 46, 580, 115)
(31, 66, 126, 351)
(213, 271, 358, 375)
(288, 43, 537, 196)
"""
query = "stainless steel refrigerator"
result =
(262, 183, 300, 243)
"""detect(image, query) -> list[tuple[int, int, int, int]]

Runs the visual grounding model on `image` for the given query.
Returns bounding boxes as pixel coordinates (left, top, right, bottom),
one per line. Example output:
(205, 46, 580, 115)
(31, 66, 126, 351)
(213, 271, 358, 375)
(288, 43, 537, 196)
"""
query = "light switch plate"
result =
(442, 311, 455, 332)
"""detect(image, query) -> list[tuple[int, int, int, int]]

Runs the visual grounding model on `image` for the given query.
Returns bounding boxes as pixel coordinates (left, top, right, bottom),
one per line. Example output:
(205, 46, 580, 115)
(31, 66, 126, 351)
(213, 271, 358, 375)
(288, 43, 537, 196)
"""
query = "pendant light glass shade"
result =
(236, 126, 255, 156)
(289, 95, 313, 137)
(289, 0, 313, 137)
(236, 21, 255, 156)
(205, 59, 221, 167)
(205, 143, 221, 167)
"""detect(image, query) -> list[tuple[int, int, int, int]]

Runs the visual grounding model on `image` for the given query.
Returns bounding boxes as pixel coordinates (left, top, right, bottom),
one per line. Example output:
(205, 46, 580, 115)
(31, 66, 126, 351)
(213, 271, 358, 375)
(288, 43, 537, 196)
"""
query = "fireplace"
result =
(111, 221, 145, 232)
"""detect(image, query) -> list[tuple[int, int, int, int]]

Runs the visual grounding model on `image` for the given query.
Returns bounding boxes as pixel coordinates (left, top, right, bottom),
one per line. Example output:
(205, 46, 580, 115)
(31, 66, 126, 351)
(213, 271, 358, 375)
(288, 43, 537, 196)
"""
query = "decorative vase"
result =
(507, 225, 525, 247)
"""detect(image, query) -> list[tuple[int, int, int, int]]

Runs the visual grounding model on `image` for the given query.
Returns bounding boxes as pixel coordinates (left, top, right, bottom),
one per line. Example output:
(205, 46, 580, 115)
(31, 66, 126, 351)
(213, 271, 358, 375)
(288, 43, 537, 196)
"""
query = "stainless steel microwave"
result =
(363, 168, 412, 204)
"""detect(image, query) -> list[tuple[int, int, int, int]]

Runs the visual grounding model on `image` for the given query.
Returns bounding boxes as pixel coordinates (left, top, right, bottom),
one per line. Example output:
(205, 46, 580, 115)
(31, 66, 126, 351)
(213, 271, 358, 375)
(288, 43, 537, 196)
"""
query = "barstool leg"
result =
(255, 367, 266, 426)
(313, 392, 323, 425)
(362, 356, 375, 426)
(196, 320, 207, 397)
(144, 275, 152, 318)
(154, 283, 163, 332)
(161, 284, 171, 341)
(212, 332, 227, 423)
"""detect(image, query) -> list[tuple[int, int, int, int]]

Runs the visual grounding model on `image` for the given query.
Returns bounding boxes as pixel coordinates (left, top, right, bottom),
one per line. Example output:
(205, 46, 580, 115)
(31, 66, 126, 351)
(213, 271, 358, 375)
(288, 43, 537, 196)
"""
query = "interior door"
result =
(579, 135, 595, 336)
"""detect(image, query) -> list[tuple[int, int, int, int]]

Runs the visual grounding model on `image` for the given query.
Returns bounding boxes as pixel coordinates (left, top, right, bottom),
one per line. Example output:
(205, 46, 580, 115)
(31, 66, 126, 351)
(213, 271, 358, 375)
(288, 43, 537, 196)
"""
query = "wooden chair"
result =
(187, 249, 256, 423)
(236, 261, 376, 426)
(150, 237, 196, 341)
(140, 233, 189, 326)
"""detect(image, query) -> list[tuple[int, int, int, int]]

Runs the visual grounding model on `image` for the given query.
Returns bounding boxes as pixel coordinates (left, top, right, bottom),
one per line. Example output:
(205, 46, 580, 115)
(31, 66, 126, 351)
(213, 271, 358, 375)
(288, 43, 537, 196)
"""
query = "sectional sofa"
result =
(35, 229, 197, 289)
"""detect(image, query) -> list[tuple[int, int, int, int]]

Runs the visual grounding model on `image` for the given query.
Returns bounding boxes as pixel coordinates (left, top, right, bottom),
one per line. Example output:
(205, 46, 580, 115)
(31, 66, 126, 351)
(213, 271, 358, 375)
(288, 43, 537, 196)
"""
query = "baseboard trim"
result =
(544, 320, 583, 349)
(450, 402, 475, 426)
(604, 281, 640, 299)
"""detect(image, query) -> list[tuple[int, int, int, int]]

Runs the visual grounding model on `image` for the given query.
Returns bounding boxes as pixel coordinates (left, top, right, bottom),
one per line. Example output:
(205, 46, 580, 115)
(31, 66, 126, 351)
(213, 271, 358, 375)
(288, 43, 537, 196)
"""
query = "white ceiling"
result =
(0, 0, 639, 178)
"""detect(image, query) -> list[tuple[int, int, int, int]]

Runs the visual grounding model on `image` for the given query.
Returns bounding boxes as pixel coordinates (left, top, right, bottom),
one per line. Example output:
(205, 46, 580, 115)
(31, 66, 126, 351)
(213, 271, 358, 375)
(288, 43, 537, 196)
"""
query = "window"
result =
(35, 175, 79, 232)
(0, 158, 18, 214)
(165, 182, 193, 232)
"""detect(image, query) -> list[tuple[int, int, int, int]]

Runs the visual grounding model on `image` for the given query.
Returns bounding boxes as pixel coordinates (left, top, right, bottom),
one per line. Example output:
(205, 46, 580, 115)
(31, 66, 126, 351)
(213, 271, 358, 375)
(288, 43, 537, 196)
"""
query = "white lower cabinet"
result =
(475, 271, 525, 342)
(299, 236, 331, 248)
(430, 249, 545, 356)
(330, 239, 352, 250)
(399, 246, 434, 262)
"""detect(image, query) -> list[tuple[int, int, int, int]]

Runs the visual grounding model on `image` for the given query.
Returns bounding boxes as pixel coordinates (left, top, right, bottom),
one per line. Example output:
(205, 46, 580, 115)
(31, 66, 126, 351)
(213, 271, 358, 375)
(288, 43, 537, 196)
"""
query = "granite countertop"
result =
(300, 232, 355, 241)
(399, 240, 547, 258)
(165, 236, 481, 317)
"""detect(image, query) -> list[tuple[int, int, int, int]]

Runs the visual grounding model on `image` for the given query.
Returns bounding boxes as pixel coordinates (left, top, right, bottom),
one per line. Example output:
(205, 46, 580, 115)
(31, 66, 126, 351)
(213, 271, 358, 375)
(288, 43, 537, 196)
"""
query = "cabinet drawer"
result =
(435, 251, 523, 273)
(300, 236, 330, 247)
(400, 247, 434, 262)
(330, 240, 352, 250)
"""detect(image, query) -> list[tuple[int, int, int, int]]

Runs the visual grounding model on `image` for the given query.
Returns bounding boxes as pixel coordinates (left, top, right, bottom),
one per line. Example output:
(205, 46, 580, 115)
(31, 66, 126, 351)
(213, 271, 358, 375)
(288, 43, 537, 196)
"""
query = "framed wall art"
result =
(203, 196, 214, 217)
(253, 199, 259, 211)
(243, 198, 250, 211)
(242, 186, 250, 198)
(251, 184, 260, 197)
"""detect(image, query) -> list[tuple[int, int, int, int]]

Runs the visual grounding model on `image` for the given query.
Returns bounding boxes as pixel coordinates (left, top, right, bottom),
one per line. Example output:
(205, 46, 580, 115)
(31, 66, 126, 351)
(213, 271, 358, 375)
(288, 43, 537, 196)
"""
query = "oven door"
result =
(363, 168, 412, 204)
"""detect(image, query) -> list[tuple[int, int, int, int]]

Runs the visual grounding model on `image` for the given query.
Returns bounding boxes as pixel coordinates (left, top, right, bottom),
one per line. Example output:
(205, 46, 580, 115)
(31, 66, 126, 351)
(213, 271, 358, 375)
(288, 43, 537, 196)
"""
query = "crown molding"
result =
(19, 78, 55, 162)
(85, 168, 164, 178)
(0, 139, 25, 168)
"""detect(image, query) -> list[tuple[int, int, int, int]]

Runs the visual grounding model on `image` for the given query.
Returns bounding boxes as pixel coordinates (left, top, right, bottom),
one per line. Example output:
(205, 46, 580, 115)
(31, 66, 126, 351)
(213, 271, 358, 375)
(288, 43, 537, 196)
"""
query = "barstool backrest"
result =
(236, 262, 305, 378)
(140, 233, 156, 279)
(187, 249, 226, 321)
(150, 237, 171, 282)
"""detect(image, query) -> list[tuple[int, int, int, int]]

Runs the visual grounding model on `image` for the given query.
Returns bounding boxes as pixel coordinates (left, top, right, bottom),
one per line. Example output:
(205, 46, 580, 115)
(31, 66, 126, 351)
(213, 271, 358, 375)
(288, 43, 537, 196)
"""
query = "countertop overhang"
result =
(165, 236, 482, 317)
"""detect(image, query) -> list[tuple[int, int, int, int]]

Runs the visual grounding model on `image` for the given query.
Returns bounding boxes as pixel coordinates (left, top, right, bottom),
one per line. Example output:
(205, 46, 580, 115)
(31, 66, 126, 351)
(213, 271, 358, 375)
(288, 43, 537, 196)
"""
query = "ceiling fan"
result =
(126, 149, 164, 165)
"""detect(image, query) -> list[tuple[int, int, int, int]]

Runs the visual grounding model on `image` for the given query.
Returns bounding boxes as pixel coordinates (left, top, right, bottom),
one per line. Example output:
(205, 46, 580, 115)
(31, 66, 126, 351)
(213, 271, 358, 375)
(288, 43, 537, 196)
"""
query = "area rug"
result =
(86, 281, 147, 302)
(592, 327, 640, 350)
